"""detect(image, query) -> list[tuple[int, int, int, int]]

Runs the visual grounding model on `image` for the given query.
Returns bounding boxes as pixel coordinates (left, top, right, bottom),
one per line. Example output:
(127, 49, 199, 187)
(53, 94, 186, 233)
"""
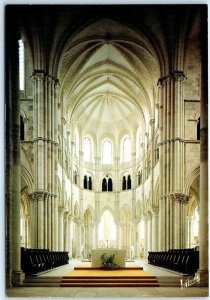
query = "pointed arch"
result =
(184, 166, 200, 196)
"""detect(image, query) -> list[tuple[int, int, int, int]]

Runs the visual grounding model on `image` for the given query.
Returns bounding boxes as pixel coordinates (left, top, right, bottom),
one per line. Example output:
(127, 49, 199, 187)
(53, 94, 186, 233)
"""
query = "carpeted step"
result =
(61, 278, 158, 283)
(74, 267, 143, 270)
(60, 273, 159, 287)
(60, 282, 159, 287)
(62, 276, 157, 280)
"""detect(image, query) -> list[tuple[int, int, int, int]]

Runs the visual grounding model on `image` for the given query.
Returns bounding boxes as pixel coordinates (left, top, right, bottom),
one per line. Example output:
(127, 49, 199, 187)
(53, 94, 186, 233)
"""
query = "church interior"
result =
(5, 4, 208, 298)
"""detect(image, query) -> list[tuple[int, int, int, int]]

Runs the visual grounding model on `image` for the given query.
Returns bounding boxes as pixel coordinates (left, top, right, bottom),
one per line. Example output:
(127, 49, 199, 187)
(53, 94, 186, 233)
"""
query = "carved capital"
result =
(157, 75, 171, 86)
(172, 70, 187, 82)
(61, 117, 66, 125)
(29, 191, 49, 202)
(150, 118, 155, 126)
(31, 70, 59, 86)
(23, 117, 29, 123)
(58, 206, 65, 214)
(158, 71, 187, 86)
(31, 70, 45, 82)
(151, 207, 159, 215)
(169, 193, 189, 204)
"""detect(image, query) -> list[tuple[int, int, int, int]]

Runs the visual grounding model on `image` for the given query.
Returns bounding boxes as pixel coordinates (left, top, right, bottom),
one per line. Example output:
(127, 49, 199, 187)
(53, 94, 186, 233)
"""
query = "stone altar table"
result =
(91, 249, 126, 268)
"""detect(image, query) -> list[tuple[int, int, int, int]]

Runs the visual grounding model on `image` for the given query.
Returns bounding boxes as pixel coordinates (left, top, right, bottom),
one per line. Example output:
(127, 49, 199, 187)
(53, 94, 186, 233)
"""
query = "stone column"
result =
(143, 215, 148, 258)
(29, 191, 48, 248)
(197, 7, 208, 285)
(132, 219, 138, 258)
(186, 216, 193, 248)
(68, 216, 73, 259)
(171, 193, 189, 249)
(158, 196, 166, 250)
(158, 71, 186, 251)
(31, 72, 59, 251)
(58, 207, 64, 250)
(151, 208, 159, 251)
(147, 212, 152, 252)
(5, 16, 25, 286)
(25, 215, 30, 248)
(76, 218, 83, 257)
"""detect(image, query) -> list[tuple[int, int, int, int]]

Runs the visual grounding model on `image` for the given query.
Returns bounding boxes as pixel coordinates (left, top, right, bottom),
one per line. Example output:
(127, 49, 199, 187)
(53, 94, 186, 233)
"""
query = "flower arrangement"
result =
(100, 253, 120, 270)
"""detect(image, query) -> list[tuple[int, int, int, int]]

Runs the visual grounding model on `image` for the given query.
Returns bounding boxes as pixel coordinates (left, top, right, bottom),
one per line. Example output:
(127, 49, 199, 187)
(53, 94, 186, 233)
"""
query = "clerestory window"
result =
(18, 39, 24, 91)
(84, 137, 91, 162)
(102, 140, 112, 164)
(123, 137, 131, 162)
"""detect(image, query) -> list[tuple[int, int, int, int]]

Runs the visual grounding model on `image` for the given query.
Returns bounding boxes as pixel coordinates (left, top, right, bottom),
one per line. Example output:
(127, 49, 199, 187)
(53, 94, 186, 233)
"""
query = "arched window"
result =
(127, 175, 131, 190)
(84, 137, 91, 162)
(108, 178, 113, 192)
(74, 171, 77, 185)
(89, 177, 92, 190)
(18, 39, 24, 90)
(197, 117, 200, 140)
(84, 175, 87, 189)
(122, 176, 126, 190)
(20, 115, 24, 140)
(102, 140, 112, 164)
(102, 178, 107, 191)
(123, 137, 131, 162)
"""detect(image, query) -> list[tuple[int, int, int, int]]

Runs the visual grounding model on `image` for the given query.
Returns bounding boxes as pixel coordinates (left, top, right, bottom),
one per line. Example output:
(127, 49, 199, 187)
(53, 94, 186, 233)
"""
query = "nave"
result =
(5, 4, 208, 294)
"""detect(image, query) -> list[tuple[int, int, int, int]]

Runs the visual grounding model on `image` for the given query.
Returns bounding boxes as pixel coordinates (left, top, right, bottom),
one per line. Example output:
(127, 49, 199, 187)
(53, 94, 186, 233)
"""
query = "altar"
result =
(91, 249, 126, 268)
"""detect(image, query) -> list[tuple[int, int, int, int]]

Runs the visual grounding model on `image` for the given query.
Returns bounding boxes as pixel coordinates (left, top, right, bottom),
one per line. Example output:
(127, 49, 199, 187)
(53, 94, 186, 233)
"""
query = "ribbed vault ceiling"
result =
(58, 19, 159, 137)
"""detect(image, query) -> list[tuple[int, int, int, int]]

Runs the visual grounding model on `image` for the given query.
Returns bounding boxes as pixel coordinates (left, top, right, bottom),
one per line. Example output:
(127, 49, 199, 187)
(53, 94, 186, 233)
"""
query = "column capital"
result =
(157, 71, 187, 86)
(74, 217, 84, 225)
(29, 190, 49, 201)
(142, 214, 149, 221)
(23, 117, 29, 123)
(61, 117, 66, 125)
(31, 70, 45, 82)
(151, 207, 159, 215)
(58, 206, 65, 214)
(31, 70, 59, 86)
(169, 192, 189, 204)
(172, 70, 187, 82)
(149, 118, 155, 126)
(131, 218, 139, 226)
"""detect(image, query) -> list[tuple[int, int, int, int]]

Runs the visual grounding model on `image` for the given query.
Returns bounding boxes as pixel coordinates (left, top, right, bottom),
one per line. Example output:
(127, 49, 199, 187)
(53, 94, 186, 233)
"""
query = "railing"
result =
(180, 273, 200, 288)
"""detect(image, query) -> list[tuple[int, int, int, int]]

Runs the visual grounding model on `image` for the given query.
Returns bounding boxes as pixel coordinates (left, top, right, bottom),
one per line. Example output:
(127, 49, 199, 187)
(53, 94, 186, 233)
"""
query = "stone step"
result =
(157, 276, 181, 287)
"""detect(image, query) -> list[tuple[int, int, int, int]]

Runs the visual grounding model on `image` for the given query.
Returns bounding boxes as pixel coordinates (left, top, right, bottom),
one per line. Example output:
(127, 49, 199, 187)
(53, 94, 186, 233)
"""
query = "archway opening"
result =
(98, 210, 116, 248)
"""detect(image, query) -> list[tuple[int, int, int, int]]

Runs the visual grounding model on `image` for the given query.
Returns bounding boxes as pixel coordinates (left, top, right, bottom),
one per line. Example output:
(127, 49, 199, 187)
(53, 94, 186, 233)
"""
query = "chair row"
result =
(148, 248, 199, 275)
(21, 247, 69, 275)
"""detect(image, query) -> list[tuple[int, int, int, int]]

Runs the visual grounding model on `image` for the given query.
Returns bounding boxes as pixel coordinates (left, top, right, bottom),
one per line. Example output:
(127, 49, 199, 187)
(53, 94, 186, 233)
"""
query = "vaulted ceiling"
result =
(14, 4, 200, 140)
(58, 18, 159, 138)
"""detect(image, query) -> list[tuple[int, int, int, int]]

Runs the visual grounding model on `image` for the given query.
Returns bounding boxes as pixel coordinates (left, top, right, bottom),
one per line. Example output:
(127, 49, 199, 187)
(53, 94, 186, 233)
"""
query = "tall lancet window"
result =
(84, 137, 91, 162)
(102, 140, 112, 164)
(18, 39, 24, 91)
(123, 137, 131, 162)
